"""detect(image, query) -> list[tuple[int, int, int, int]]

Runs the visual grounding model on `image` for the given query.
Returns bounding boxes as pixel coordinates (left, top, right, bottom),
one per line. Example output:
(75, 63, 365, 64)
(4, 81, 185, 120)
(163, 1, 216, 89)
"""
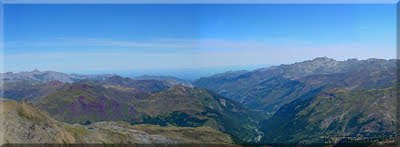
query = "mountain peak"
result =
(168, 85, 192, 93)
(311, 57, 336, 62)
(31, 69, 41, 73)
(346, 58, 359, 62)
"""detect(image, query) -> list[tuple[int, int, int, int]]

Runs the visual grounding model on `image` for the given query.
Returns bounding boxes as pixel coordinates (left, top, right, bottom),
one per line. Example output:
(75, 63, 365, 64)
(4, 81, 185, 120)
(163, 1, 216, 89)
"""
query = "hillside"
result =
(0, 99, 233, 144)
(33, 82, 139, 123)
(1, 80, 64, 101)
(92, 75, 171, 93)
(33, 82, 261, 143)
(0, 99, 76, 144)
(259, 86, 396, 143)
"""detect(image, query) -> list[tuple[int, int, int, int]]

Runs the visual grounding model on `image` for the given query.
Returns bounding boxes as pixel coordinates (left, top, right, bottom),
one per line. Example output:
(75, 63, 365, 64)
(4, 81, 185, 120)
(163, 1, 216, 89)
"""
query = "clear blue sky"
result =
(3, 4, 397, 76)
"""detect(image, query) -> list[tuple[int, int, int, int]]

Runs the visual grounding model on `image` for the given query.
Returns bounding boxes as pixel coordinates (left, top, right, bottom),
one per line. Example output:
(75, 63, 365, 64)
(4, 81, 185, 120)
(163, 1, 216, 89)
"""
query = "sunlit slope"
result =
(0, 99, 233, 144)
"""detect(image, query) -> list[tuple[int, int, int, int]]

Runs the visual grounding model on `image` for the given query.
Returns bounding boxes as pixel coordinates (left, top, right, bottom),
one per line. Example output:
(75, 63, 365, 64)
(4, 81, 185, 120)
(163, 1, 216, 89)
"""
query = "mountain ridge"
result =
(193, 57, 396, 115)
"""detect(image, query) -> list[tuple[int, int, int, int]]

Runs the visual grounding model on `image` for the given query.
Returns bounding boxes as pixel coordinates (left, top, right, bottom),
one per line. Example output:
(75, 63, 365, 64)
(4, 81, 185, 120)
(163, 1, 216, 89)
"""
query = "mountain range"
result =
(194, 57, 397, 143)
(194, 57, 396, 115)
(1, 57, 397, 145)
(0, 69, 116, 84)
(1, 73, 261, 143)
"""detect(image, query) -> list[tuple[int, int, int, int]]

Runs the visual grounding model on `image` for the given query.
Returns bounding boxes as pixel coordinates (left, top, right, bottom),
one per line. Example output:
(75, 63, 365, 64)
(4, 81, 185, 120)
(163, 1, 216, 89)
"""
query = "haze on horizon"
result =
(3, 4, 396, 77)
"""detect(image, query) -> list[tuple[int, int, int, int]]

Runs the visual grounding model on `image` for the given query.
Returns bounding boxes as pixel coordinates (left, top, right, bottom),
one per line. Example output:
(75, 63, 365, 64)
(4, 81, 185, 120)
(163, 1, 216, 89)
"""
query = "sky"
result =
(3, 4, 397, 78)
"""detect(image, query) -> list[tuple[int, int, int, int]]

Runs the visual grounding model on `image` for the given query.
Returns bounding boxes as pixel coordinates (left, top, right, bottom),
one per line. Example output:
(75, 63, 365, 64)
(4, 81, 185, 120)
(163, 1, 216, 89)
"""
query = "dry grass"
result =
(130, 124, 233, 144)
(2, 100, 47, 122)
(64, 125, 91, 137)
(1, 100, 77, 144)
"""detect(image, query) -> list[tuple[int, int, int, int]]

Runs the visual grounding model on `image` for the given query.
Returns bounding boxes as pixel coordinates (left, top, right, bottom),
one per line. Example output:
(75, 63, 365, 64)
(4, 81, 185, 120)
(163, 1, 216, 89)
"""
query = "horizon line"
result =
(2, 56, 396, 76)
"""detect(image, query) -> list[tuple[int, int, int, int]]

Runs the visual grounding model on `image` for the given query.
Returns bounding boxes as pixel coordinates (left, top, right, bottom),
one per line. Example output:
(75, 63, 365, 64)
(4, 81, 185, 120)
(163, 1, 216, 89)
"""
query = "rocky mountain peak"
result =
(305, 57, 337, 65)
(311, 57, 335, 62)
(31, 69, 41, 73)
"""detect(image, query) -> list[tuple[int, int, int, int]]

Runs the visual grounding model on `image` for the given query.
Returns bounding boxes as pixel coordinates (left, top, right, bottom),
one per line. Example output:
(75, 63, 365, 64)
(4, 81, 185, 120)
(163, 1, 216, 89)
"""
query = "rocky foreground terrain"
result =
(0, 99, 232, 144)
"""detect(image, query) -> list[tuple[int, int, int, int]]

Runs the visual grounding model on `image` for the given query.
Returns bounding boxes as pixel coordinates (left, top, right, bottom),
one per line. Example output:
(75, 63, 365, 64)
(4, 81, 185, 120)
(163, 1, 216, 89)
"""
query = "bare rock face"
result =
(0, 100, 233, 145)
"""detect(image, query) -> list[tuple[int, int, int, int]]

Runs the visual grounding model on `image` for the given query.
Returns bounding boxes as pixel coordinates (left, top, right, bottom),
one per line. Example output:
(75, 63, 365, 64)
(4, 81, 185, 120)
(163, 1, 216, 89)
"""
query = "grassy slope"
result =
(0, 100, 233, 144)
(0, 100, 77, 144)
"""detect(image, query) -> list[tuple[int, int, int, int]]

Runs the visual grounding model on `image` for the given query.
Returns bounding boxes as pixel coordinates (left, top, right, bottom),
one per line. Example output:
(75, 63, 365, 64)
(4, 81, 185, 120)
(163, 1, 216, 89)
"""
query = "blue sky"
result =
(3, 4, 397, 77)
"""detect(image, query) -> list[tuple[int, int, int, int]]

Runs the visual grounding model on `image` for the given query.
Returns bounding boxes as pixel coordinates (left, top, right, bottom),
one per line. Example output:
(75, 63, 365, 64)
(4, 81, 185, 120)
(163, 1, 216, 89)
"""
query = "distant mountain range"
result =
(1, 57, 397, 144)
(0, 69, 116, 83)
(132, 75, 193, 87)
